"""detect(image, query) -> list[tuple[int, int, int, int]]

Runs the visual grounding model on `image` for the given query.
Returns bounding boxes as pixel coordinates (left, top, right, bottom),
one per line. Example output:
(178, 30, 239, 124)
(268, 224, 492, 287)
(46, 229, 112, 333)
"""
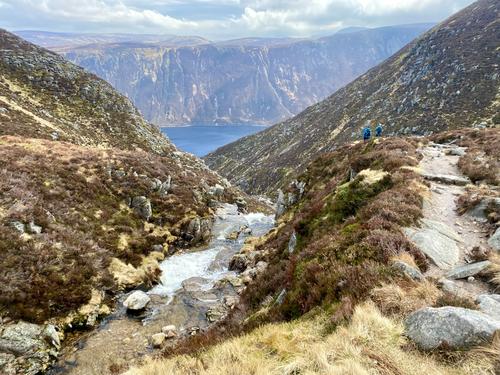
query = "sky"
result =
(0, 0, 475, 40)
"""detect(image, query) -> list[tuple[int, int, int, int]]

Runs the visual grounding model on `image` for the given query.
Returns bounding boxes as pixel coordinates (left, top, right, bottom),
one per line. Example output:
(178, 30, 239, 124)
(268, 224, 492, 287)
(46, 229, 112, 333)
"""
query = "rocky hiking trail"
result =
(402, 141, 500, 347)
(48, 204, 274, 375)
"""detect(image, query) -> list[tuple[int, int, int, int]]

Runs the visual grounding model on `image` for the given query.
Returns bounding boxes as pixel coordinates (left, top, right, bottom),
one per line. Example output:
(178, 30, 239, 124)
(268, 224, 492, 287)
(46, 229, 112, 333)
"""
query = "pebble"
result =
(467, 276, 475, 282)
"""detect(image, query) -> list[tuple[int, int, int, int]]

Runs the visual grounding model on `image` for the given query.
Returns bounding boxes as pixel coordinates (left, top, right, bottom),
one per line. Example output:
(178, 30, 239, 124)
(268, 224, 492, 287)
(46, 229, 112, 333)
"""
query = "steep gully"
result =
(49, 204, 274, 374)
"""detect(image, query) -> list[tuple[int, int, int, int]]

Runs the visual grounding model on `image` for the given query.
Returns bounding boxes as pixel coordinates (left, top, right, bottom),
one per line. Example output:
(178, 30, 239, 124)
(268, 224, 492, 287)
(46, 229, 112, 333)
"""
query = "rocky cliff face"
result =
(205, 0, 499, 195)
(49, 25, 430, 126)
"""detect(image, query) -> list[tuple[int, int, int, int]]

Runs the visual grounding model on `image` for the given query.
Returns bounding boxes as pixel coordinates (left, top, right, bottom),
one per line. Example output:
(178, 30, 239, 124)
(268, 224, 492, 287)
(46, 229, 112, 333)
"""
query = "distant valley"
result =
(18, 25, 432, 126)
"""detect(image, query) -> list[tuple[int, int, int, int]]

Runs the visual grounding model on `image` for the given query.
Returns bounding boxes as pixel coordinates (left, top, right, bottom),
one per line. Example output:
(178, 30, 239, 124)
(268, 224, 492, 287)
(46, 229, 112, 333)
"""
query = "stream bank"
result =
(49, 204, 274, 375)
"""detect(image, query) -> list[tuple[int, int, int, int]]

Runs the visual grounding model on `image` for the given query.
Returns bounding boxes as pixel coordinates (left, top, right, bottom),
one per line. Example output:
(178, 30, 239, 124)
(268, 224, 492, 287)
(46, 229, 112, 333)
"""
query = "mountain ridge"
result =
(36, 24, 431, 126)
(205, 0, 499, 195)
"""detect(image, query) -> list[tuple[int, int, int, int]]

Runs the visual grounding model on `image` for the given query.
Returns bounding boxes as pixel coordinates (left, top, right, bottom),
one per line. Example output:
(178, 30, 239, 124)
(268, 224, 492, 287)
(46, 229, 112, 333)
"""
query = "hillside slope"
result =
(0, 29, 171, 154)
(0, 31, 265, 375)
(205, 0, 499, 195)
(52, 25, 430, 126)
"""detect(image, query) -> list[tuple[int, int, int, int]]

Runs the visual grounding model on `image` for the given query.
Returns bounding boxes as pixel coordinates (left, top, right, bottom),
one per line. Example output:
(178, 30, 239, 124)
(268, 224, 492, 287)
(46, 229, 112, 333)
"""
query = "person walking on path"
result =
(363, 127, 371, 142)
(375, 123, 383, 137)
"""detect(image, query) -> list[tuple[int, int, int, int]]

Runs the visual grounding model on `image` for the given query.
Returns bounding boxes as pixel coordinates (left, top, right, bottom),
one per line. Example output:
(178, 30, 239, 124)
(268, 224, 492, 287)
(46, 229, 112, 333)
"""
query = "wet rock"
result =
(229, 253, 249, 272)
(234, 197, 247, 212)
(151, 333, 166, 348)
(405, 307, 500, 350)
(445, 261, 491, 279)
(184, 217, 212, 244)
(476, 294, 500, 321)
(123, 291, 151, 311)
(26, 221, 42, 235)
(206, 304, 228, 323)
(131, 196, 152, 221)
(392, 261, 424, 281)
(405, 227, 459, 269)
(422, 173, 470, 186)
(488, 227, 500, 251)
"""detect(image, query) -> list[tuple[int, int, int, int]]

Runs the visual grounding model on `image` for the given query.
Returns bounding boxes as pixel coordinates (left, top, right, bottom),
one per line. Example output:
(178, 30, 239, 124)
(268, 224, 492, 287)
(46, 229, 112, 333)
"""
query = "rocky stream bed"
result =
(48, 204, 274, 374)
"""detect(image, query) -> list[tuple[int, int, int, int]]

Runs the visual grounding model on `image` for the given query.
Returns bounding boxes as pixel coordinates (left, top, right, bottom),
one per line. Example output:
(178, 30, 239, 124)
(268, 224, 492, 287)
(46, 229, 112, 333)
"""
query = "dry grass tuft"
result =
(486, 253, 500, 290)
(124, 302, 496, 375)
(371, 280, 441, 317)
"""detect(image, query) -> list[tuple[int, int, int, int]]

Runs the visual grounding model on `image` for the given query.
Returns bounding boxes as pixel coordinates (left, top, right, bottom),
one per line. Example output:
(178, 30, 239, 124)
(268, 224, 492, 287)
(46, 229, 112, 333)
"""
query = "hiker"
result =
(375, 123, 383, 137)
(363, 127, 371, 142)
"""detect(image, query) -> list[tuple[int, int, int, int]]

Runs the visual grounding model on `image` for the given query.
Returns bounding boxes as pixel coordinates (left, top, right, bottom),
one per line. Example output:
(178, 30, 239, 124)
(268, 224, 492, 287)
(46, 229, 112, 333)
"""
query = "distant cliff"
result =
(205, 0, 499, 195)
(40, 25, 431, 126)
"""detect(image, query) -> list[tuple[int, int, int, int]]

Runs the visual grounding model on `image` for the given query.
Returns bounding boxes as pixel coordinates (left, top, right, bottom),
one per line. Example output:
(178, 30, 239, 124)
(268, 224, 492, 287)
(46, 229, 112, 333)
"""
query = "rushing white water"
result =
(149, 204, 274, 300)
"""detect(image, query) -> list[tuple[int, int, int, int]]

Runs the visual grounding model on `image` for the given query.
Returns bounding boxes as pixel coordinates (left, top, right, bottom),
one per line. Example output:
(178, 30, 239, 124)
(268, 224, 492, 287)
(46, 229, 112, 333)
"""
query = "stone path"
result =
(406, 142, 493, 293)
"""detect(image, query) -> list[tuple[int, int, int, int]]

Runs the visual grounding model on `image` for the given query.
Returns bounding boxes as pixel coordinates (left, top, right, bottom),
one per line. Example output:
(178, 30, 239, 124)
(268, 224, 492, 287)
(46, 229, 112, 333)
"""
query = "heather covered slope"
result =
(0, 29, 171, 154)
(127, 130, 500, 375)
(205, 0, 499, 195)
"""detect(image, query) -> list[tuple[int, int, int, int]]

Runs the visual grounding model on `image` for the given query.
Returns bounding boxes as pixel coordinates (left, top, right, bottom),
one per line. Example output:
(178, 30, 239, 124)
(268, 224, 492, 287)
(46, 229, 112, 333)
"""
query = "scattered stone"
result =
(151, 333, 166, 348)
(467, 276, 475, 282)
(466, 198, 500, 222)
(476, 294, 500, 321)
(488, 227, 500, 251)
(275, 189, 286, 219)
(123, 291, 151, 311)
(152, 244, 164, 252)
(0, 321, 60, 374)
(26, 221, 42, 235)
(445, 261, 491, 279)
(158, 176, 172, 196)
(446, 148, 466, 156)
(224, 296, 238, 309)
(405, 306, 500, 350)
(131, 196, 152, 221)
(234, 197, 247, 212)
(405, 227, 459, 269)
(206, 304, 228, 323)
(255, 261, 268, 274)
(275, 289, 287, 305)
(438, 278, 473, 300)
(226, 230, 240, 240)
(422, 173, 470, 186)
(392, 260, 424, 281)
(42, 325, 60, 349)
(161, 325, 177, 338)
(288, 231, 297, 254)
(229, 254, 248, 272)
(9, 221, 25, 233)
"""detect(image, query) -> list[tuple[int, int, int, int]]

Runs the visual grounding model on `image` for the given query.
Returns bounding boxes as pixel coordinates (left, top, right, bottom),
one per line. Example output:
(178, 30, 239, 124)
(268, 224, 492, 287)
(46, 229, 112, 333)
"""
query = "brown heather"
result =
(0, 136, 242, 323)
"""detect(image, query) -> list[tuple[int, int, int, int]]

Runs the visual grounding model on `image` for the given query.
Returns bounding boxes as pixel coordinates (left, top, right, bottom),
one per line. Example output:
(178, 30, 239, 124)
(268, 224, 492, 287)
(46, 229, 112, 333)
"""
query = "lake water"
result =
(161, 125, 266, 157)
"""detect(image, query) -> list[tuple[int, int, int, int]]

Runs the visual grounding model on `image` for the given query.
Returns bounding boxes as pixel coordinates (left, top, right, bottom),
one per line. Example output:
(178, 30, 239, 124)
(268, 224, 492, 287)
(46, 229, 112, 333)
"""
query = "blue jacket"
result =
(363, 127, 371, 139)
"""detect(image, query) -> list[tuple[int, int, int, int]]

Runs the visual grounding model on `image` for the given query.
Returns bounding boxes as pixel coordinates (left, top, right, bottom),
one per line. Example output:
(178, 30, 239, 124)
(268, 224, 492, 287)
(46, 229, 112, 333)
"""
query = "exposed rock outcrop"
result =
(405, 306, 500, 350)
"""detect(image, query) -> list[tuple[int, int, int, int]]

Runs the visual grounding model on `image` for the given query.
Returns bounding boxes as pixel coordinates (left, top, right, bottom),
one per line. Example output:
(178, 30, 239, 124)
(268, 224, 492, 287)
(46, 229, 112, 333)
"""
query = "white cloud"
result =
(0, 0, 475, 39)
